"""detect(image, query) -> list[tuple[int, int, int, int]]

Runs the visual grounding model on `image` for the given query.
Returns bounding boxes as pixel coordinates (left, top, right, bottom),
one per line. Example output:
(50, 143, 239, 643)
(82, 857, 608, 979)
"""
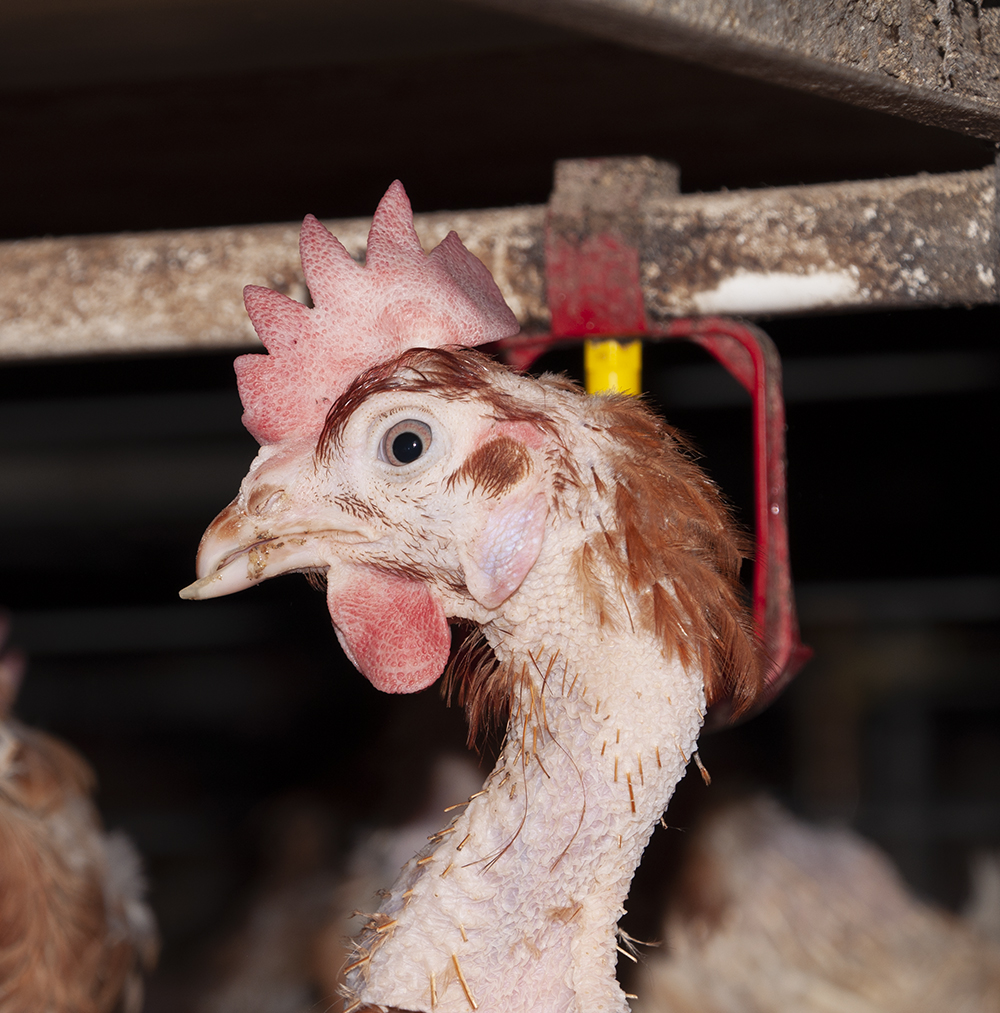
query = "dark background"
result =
(1, 1, 998, 1007)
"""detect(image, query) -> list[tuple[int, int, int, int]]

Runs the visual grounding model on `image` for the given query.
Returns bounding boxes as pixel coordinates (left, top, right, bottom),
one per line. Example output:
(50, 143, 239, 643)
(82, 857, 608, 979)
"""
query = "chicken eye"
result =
(381, 419, 432, 466)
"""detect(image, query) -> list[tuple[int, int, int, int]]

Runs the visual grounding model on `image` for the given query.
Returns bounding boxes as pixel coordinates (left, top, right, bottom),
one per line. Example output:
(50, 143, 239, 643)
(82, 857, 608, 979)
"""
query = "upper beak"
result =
(178, 499, 327, 600)
(179, 456, 374, 601)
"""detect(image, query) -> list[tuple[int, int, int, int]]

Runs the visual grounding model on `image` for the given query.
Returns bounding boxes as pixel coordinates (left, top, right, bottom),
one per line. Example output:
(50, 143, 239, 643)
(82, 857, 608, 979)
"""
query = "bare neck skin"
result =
(344, 581, 705, 1013)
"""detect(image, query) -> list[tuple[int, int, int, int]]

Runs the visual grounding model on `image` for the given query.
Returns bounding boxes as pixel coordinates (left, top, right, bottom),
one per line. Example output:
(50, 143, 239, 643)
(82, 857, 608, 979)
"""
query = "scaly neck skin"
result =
(345, 592, 706, 1013)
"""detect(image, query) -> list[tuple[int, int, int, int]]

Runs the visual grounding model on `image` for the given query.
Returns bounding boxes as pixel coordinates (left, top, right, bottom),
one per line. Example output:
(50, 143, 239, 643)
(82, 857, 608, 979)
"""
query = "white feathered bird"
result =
(181, 182, 762, 1013)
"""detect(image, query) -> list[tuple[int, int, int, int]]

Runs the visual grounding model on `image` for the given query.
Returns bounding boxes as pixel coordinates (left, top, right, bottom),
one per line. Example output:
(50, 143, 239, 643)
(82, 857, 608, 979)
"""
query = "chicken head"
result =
(181, 182, 763, 1013)
(185, 349, 555, 693)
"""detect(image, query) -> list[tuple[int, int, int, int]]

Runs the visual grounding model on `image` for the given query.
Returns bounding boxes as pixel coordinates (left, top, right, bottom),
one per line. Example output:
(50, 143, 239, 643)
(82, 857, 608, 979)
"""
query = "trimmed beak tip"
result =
(178, 573, 224, 600)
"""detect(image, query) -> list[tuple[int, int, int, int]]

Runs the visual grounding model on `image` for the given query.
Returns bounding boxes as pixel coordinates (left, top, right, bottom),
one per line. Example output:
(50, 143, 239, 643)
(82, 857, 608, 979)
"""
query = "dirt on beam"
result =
(0, 206, 548, 361)
(0, 165, 995, 361)
(641, 166, 998, 320)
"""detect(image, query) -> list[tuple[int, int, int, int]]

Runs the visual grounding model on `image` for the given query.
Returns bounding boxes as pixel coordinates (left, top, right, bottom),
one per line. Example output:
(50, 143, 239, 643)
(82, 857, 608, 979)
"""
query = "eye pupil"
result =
(382, 419, 433, 466)
(392, 431, 423, 464)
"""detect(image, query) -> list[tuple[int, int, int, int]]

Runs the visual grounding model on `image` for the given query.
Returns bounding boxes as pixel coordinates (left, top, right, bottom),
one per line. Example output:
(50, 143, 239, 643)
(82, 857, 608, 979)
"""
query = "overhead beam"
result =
(0, 207, 547, 361)
(463, 0, 1000, 142)
(0, 166, 995, 362)
(641, 165, 997, 323)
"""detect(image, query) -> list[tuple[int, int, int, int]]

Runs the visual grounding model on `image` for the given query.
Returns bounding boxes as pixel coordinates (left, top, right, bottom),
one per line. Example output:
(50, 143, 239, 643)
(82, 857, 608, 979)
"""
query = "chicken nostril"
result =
(263, 491, 285, 514)
(248, 487, 286, 516)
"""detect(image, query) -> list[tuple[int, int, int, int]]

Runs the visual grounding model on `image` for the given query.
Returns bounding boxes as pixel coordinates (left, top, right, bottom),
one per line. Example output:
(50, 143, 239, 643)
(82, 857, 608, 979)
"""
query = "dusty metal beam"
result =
(0, 165, 995, 362)
(464, 0, 1000, 142)
(642, 165, 998, 320)
(0, 207, 548, 361)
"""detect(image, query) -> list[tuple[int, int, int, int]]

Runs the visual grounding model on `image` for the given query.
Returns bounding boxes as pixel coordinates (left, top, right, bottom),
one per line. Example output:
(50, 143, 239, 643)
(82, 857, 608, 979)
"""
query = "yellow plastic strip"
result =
(584, 339, 642, 395)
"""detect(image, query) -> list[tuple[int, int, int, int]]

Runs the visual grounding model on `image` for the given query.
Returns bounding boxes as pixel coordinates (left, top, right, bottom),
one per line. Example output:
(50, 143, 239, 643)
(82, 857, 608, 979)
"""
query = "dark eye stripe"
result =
(382, 419, 432, 466)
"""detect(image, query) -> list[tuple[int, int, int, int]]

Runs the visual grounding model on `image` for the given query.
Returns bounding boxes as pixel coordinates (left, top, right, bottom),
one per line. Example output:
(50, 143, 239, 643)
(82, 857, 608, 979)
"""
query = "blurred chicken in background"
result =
(633, 796, 1000, 1013)
(0, 613, 159, 1013)
(192, 782, 1000, 1013)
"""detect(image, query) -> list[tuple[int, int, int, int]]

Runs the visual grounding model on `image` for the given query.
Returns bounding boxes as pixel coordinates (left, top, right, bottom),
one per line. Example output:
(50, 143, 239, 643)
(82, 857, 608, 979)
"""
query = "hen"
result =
(181, 182, 763, 1013)
(0, 616, 159, 1013)
(634, 796, 1000, 1013)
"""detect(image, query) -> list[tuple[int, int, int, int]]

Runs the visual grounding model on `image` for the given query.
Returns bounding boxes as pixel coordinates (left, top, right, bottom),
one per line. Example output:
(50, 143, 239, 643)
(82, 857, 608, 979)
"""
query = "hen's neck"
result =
(344, 603, 705, 1013)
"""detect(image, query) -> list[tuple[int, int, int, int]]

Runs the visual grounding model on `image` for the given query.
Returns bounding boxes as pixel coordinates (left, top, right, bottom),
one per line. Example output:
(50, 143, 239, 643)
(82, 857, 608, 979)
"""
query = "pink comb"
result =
(235, 181, 520, 445)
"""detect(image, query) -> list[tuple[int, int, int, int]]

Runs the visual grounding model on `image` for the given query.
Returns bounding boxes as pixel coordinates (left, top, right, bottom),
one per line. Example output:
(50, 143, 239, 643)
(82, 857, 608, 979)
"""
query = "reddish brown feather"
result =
(577, 394, 763, 717)
(591, 467, 607, 498)
(442, 625, 513, 750)
(0, 724, 158, 1013)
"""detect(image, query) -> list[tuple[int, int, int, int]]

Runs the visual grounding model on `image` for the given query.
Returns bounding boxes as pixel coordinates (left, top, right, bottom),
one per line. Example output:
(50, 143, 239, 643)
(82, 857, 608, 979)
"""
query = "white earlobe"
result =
(458, 492, 548, 609)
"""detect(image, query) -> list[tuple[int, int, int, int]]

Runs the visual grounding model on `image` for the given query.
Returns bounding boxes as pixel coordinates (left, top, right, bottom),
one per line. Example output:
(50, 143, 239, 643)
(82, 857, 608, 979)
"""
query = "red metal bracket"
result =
(660, 317, 814, 725)
(494, 192, 811, 724)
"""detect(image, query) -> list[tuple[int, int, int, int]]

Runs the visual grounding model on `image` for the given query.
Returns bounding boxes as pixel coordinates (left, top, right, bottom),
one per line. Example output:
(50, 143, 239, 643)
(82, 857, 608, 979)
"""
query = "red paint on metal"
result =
(546, 232, 647, 339)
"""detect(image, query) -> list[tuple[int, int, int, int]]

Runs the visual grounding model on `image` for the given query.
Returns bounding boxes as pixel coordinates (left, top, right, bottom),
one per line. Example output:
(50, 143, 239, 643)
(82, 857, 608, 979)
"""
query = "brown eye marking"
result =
(447, 436, 531, 499)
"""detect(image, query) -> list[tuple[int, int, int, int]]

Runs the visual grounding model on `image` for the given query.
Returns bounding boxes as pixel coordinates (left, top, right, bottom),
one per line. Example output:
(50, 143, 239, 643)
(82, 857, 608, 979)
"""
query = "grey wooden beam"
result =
(463, 0, 1000, 142)
(0, 166, 994, 362)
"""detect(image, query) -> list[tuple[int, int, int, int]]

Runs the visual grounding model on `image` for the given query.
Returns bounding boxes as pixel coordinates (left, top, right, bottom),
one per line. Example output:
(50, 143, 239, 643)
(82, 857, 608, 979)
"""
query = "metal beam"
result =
(0, 207, 548, 361)
(0, 165, 995, 362)
(464, 0, 1000, 142)
(642, 165, 998, 321)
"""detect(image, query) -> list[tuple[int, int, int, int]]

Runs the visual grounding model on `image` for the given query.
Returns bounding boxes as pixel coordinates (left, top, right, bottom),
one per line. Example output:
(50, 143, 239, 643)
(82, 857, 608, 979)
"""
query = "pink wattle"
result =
(326, 567, 452, 693)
